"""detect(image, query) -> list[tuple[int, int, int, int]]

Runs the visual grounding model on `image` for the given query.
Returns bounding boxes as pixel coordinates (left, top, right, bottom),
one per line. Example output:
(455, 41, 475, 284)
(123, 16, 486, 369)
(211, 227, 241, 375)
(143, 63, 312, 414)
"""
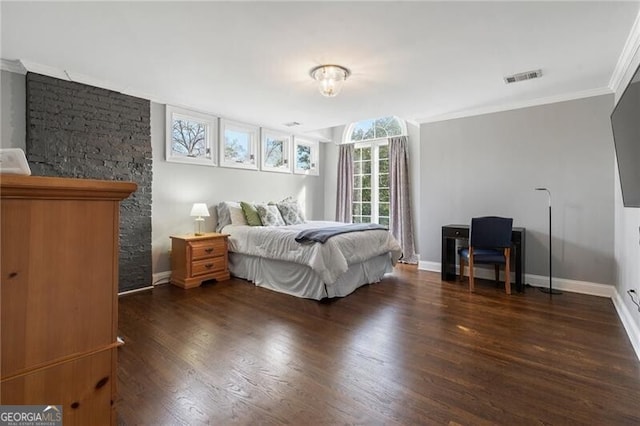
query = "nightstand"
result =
(170, 233, 230, 289)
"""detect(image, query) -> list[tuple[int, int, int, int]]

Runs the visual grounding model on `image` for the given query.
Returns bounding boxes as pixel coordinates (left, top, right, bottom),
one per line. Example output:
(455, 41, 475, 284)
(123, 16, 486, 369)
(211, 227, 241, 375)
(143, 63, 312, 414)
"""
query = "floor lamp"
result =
(535, 188, 562, 295)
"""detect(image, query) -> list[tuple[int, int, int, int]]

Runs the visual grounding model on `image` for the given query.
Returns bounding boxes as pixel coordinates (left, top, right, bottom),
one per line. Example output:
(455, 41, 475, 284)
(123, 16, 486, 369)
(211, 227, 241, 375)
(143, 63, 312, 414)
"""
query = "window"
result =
(261, 129, 291, 173)
(293, 138, 319, 176)
(353, 141, 389, 225)
(219, 119, 259, 170)
(345, 116, 405, 143)
(166, 106, 217, 166)
(347, 116, 406, 225)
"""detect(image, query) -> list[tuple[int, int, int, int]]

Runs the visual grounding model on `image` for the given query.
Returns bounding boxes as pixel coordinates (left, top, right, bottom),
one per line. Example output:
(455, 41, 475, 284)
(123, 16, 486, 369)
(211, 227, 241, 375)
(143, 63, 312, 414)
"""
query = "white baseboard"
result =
(418, 261, 614, 297)
(118, 286, 153, 296)
(612, 289, 640, 361)
(153, 271, 172, 286)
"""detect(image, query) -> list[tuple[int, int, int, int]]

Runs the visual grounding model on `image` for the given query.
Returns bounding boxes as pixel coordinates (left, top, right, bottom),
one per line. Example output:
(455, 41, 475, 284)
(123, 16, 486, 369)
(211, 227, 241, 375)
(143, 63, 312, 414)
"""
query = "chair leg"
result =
(504, 248, 511, 295)
(460, 257, 465, 282)
(468, 248, 475, 292)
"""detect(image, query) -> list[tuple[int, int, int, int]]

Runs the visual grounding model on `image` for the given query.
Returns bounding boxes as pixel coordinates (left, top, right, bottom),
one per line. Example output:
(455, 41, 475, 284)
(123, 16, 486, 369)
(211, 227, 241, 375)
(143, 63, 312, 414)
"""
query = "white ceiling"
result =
(2, 1, 639, 139)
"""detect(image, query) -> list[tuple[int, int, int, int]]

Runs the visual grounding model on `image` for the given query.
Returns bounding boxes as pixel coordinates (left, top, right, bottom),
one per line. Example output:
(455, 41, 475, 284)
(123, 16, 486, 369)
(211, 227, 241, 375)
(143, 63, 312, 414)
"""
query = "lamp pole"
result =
(535, 188, 562, 295)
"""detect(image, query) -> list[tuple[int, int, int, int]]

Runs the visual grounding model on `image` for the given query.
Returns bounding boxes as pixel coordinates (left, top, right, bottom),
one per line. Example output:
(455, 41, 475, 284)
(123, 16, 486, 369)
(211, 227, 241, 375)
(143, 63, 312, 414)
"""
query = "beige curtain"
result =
(335, 143, 354, 223)
(389, 136, 417, 263)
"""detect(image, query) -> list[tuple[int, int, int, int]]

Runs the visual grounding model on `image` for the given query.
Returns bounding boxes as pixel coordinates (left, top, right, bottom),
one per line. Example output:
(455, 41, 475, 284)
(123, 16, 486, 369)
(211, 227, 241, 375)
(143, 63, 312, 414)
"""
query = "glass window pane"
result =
(379, 188, 389, 202)
(362, 147, 372, 161)
(264, 138, 284, 167)
(352, 203, 362, 216)
(379, 159, 389, 173)
(379, 173, 389, 188)
(362, 189, 371, 202)
(296, 145, 312, 170)
(353, 216, 362, 223)
(363, 161, 371, 174)
(379, 217, 389, 226)
(353, 175, 362, 189)
(224, 129, 252, 163)
(362, 216, 371, 223)
(378, 144, 389, 159)
(362, 175, 371, 189)
(353, 189, 362, 202)
(172, 118, 209, 158)
(354, 161, 362, 174)
(362, 203, 371, 215)
(379, 203, 389, 216)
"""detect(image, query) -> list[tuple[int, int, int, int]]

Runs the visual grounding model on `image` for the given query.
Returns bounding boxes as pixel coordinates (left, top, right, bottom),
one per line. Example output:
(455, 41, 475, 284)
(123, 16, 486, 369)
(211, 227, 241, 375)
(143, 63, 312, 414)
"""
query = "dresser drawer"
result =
(190, 238, 226, 260)
(191, 256, 226, 277)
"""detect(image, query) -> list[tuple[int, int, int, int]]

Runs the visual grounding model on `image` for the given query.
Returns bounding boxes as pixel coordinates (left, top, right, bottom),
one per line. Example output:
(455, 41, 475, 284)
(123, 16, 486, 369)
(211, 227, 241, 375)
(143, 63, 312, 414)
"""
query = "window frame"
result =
(352, 139, 390, 225)
(165, 105, 218, 166)
(219, 118, 260, 170)
(293, 137, 319, 176)
(260, 129, 292, 173)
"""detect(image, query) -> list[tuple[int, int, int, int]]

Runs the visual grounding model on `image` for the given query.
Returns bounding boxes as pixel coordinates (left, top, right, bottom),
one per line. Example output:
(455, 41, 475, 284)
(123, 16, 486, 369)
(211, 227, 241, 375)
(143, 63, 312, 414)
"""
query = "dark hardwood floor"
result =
(117, 265, 640, 425)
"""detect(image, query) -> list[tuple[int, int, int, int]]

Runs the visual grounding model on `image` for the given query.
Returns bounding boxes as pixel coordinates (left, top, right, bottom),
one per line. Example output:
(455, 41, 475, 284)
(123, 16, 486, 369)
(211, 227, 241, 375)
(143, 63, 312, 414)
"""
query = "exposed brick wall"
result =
(26, 73, 152, 292)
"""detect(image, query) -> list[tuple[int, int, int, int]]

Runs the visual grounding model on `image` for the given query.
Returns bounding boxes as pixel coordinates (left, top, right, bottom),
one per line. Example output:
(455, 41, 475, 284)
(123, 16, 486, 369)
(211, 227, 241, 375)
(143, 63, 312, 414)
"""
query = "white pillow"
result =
(229, 204, 248, 226)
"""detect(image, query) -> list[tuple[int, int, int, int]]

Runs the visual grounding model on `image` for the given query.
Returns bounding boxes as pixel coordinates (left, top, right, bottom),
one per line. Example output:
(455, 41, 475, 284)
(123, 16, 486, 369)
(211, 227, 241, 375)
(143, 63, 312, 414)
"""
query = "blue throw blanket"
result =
(295, 223, 388, 244)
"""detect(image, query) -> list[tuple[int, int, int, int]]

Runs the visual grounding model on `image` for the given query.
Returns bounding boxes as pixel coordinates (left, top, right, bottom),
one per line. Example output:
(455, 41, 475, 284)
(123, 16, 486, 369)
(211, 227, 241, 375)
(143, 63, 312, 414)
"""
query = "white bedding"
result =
(222, 221, 402, 285)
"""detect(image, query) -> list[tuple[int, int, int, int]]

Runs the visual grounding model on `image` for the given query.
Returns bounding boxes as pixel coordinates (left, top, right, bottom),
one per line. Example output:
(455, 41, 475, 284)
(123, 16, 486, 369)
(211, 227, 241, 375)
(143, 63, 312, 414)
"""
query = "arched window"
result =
(343, 116, 406, 224)
(343, 116, 406, 143)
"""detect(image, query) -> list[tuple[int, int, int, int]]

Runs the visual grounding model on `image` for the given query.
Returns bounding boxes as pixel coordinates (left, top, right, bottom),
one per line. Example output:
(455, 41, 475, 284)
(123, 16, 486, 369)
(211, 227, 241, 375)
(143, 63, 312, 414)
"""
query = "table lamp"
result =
(190, 203, 210, 236)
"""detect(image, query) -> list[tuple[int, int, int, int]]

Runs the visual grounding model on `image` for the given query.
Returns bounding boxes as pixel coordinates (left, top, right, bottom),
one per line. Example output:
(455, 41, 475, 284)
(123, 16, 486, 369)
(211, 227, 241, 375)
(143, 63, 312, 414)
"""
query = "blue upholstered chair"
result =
(458, 216, 514, 294)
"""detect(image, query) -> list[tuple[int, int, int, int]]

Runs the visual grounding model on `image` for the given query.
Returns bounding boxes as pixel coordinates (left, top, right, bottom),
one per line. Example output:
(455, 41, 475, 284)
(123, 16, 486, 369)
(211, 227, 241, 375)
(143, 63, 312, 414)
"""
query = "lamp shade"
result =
(310, 65, 351, 97)
(190, 203, 210, 218)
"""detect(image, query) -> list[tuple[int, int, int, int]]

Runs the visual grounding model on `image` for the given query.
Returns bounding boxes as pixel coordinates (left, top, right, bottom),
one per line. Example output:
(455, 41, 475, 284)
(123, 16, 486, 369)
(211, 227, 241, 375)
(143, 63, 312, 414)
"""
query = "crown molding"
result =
(0, 59, 27, 74)
(415, 87, 612, 124)
(609, 9, 640, 98)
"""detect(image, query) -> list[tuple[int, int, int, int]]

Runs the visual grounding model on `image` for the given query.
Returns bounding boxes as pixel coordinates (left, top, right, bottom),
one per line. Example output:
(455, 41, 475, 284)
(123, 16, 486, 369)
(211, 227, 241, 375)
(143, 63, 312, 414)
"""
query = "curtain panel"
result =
(389, 136, 418, 264)
(335, 143, 354, 223)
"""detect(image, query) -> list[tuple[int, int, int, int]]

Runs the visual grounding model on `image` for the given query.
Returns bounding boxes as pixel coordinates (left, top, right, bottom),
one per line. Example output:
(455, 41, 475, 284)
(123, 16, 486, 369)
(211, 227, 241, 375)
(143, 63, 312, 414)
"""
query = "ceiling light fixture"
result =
(309, 64, 351, 97)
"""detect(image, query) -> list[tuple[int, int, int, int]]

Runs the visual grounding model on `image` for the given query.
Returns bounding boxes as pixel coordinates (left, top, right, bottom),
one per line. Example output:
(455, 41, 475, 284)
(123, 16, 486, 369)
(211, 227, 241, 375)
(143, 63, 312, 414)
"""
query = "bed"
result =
(222, 221, 403, 300)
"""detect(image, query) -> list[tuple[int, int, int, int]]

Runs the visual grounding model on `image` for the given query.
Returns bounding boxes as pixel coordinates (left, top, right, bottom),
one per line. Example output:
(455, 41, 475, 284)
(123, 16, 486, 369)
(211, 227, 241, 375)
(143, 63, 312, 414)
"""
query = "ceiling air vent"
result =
(283, 121, 301, 127)
(504, 69, 543, 84)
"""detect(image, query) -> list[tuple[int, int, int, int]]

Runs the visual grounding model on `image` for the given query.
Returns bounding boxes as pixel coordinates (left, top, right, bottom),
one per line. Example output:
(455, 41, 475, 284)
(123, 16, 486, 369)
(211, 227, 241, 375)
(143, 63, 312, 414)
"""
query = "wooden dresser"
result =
(0, 175, 136, 425)
(170, 233, 230, 289)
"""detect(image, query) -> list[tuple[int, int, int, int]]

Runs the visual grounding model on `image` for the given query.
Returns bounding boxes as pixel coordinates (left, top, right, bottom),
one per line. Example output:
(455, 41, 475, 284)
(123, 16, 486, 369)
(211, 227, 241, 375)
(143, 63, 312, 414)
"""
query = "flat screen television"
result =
(611, 62, 640, 208)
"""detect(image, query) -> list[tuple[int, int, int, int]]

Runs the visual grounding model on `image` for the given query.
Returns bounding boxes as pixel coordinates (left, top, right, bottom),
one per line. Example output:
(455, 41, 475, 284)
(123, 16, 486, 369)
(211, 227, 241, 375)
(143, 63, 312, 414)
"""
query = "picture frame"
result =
(219, 119, 259, 170)
(293, 138, 319, 176)
(166, 105, 218, 166)
(261, 129, 292, 173)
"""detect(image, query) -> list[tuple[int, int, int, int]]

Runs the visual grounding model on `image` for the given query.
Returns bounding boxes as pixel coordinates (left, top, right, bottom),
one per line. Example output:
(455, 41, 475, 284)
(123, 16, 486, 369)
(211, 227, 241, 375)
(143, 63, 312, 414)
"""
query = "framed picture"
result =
(166, 105, 217, 166)
(219, 119, 259, 170)
(293, 138, 319, 176)
(261, 129, 292, 173)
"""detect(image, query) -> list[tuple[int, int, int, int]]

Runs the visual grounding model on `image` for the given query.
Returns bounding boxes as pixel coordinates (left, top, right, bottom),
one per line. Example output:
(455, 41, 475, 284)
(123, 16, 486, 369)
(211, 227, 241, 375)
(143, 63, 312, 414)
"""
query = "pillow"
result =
(216, 201, 235, 232)
(228, 203, 248, 226)
(241, 201, 263, 226)
(276, 197, 306, 225)
(255, 203, 286, 226)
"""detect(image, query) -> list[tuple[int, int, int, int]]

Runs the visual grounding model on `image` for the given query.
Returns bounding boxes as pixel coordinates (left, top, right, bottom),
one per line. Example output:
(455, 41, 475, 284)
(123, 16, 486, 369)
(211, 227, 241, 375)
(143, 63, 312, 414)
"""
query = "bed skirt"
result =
(228, 252, 394, 300)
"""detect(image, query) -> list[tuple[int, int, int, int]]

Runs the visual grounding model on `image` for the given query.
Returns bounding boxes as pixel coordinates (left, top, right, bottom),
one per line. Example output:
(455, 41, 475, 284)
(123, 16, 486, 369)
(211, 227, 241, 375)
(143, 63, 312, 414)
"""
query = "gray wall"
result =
(24, 73, 153, 292)
(419, 95, 616, 285)
(150, 102, 325, 275)
(1, 70, 25, 149)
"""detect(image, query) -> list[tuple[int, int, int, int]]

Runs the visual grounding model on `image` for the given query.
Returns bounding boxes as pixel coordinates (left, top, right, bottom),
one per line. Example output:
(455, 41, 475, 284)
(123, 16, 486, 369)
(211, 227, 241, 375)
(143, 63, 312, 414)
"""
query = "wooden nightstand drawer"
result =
(191, 239, 226, 260)
(192, 256, 226, 277)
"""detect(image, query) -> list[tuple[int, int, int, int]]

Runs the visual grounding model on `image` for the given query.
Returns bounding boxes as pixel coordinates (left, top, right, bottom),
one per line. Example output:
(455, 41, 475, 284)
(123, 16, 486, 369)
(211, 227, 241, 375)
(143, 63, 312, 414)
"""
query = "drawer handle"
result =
(95, 376, 109, 389)
(204, 263, 214, 268)
(205, 248, 214, 254)
(71, 401, 80, 409)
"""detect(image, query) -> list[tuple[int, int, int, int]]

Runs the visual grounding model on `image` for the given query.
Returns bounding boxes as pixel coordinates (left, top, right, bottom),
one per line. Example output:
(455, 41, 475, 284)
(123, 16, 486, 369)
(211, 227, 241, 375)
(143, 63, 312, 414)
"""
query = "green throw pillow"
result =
(241, 201, 263, 226)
